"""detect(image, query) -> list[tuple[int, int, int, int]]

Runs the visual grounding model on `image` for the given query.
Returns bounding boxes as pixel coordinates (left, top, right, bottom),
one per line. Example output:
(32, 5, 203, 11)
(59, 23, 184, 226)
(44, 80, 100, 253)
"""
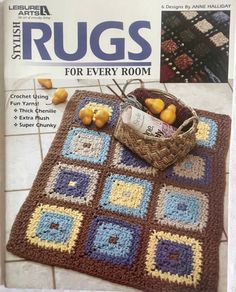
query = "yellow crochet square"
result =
(145, 230, 202, 287)
(109, 180, 144, 208)
(196, 121, 210, 141)
(26, 204, 83, 253)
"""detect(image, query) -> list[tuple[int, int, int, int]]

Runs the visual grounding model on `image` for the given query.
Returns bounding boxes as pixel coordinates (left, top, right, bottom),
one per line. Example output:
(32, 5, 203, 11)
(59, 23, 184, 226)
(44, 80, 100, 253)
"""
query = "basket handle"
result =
(148, 89, 180, 102)
(122, 79, 144, 98)
(173, 115, 198, 137)
(120, 80, 198, 138)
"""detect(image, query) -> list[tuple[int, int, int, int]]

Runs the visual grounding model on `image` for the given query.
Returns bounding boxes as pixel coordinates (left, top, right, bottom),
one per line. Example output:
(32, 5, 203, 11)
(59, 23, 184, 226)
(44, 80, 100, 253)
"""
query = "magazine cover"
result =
(1, 0, 236, 291)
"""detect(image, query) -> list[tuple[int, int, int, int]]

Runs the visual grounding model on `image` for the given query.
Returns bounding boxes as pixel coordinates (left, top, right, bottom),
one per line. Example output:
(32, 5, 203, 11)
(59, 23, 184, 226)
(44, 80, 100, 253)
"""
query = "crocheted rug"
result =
(7, 91, 231, 292)
(161, 10, 230, 83)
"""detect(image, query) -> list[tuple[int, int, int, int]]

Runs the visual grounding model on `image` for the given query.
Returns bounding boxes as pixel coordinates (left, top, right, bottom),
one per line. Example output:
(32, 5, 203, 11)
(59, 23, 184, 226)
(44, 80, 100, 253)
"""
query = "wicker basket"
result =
(114, 80, 199, 171)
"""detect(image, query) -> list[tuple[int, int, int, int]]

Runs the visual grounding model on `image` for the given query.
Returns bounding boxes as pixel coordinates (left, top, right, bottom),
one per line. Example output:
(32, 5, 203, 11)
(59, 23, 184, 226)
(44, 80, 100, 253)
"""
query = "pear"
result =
(160, 104, 176, 125)
(95, 109, 110, 128)
(37, 79, 52, 89)
(79, 108, 94, 126)
(52, 88, 68, 105)
(145, 98, 165, 114)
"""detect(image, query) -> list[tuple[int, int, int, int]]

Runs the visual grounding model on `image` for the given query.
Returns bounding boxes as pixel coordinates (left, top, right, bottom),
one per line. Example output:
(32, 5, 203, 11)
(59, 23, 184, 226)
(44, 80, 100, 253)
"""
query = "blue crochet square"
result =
(155, 240, 193, 276)
(86, 216, 141, 265)
(164, 193, 200, 224)
(99, 174, 153, 218)
(165, 153, 212, 186)
(45, 163, 100, 205)
(26, 204, 84, 252)
(55, 170, 89, 197)
(62, 128, 111, 164)
(36, 212, 74, 243)
(155, 185, 208, 232)
(196, 117, 218, 149)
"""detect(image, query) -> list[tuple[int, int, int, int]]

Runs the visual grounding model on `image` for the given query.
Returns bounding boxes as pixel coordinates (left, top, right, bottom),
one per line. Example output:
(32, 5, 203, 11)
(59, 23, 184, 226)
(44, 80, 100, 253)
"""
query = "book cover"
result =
(2, 0, 235, 291)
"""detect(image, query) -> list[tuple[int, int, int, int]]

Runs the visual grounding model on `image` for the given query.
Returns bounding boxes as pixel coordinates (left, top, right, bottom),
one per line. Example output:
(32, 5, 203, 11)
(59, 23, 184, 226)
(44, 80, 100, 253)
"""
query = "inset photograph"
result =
(160, 11, 230, 83)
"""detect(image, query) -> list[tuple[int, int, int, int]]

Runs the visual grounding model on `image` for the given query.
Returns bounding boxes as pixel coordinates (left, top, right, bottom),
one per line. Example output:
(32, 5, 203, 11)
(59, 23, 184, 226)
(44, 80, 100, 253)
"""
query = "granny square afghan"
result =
(7, 91, 231, 292)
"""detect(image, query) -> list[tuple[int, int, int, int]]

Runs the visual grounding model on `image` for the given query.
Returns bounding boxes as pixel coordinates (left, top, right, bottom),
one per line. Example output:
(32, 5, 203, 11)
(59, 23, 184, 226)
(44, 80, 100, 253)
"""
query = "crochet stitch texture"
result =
(161, 10, 230, 83)
(7, 91, 231, 292)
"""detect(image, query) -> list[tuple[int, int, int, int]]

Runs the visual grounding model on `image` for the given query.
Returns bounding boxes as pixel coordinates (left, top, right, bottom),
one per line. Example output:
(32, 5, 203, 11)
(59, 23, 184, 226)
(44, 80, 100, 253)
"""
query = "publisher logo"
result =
(9, 5, 50, 17)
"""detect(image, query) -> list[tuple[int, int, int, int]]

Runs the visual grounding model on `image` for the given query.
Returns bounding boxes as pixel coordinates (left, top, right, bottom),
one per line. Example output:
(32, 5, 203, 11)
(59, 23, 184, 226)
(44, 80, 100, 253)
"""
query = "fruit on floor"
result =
(37, 79, 52, 89)
(52, 88, 68, 105)
(145, 98, 165, 114)
(160, 104, 176, 125)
